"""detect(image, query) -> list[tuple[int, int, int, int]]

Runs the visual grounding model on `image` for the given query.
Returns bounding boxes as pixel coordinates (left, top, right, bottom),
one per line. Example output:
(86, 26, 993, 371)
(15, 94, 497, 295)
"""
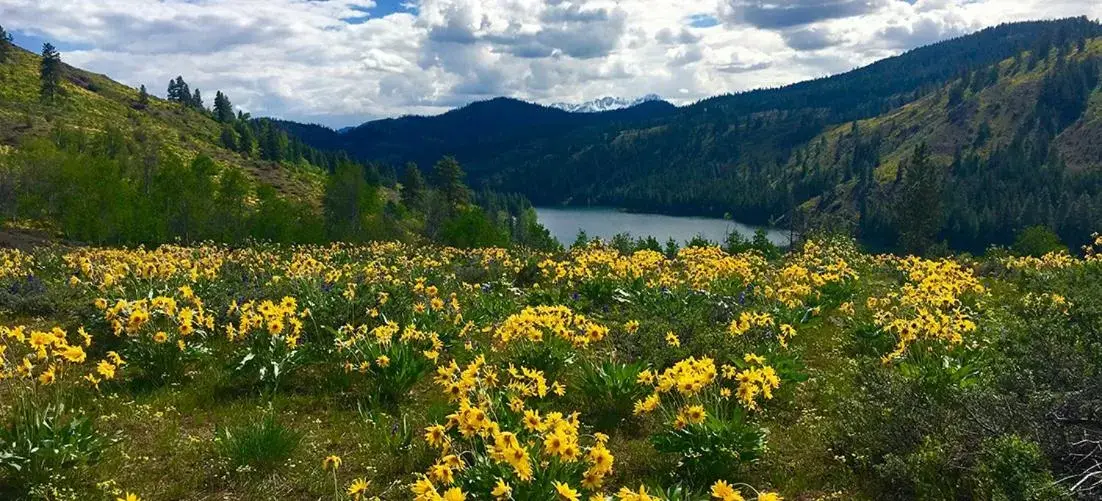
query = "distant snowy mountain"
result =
(550, 94, 664, 113)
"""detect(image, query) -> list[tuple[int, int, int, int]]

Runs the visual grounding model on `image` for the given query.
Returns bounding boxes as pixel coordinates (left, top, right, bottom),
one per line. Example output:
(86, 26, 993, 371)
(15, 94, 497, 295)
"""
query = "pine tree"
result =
(219, 124, 237, 151)
(213, 91, 234, 122)
(39, 43, 62, 102)
(167, 76, 192, 105)
(401, 162, 426, 211)
(137, 84, 150, 109)
(258, 121, 286, 162)
(167, 79, 179, 102)
(0, 24, 13, 65)
(173, 77, 190, 105)
(191, 88, 203, 110)
(234, 120, 255, 156)
(895, 143, 945, 255)
(432, 156, 469, 210)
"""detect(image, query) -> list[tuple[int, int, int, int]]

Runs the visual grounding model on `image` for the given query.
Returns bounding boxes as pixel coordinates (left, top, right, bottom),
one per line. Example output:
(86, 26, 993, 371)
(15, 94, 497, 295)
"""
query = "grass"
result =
(216, 412, 303, 474)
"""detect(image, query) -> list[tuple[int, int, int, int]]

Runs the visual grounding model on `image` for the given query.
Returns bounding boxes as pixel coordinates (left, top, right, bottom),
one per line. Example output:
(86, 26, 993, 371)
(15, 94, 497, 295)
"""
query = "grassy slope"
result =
(0, 45, 325, 205)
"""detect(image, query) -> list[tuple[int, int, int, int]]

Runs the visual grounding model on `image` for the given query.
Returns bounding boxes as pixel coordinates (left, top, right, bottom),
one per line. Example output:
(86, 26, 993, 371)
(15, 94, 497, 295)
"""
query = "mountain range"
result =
(279, 17, 1102, 251)
(549, 94, 666, 113)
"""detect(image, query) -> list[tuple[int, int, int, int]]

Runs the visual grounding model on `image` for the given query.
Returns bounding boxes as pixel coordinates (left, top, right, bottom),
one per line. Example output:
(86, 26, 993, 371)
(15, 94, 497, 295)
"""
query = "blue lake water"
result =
(535, 207, 789, 246)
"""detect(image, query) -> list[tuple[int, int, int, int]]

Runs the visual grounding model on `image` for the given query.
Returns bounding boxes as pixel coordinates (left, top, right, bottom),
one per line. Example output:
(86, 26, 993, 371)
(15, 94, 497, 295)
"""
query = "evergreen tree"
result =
(323, 162, 380, 241)
(39, 43, 62, 102)
(168, 76, 190, 105)
(401, 162, 426, 211)
(234, 120, 255, 157)
(213, 91, 234, 122)
(895, 143, 945, 255)
(0, 24, 13, 65)
(166, 78, 179, 102)
(219, 124, 237, 151)
(432, 156, 469, 211)
(259, 121, 286, 162)
(191, 88, 203, 110)
(137, 84, 150, 109)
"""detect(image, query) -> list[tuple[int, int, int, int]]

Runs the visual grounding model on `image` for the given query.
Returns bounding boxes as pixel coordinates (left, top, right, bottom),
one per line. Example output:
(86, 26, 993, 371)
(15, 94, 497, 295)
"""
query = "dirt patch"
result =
(0, 228, 66, 250)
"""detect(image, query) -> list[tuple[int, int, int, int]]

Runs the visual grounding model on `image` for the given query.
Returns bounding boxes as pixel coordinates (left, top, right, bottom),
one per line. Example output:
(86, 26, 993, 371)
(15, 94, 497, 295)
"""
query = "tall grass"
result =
(215, 412, 301, 473)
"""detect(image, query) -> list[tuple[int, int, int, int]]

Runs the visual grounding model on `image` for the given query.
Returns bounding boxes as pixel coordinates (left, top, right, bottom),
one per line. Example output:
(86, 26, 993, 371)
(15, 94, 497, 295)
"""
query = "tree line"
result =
(0, 123, 560, 250)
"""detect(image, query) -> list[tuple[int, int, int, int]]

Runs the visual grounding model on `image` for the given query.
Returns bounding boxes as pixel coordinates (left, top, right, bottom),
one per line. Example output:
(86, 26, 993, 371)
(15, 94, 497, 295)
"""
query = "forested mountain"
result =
(274, 96, 678, 173)
(285, 17, 1102, 252)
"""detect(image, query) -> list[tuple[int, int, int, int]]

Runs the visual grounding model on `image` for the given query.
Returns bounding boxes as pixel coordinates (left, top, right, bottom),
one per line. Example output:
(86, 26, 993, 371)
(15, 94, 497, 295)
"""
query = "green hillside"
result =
(0, 45, 324, 203)
(798, 36, 1102, 250)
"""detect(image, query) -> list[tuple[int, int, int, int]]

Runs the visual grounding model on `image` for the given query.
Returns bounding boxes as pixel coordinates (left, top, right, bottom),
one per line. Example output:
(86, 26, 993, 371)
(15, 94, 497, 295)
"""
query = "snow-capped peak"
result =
(550, 94, 663, 113)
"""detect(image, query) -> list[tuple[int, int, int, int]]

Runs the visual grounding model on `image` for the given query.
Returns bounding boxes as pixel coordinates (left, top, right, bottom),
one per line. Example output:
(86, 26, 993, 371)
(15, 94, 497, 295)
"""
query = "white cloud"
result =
(0, 0, 1099, 127)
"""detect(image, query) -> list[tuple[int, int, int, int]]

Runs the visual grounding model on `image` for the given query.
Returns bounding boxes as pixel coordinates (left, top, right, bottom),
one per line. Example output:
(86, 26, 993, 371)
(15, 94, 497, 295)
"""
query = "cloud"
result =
(1, 0, 1099, 127)
(721, 0, 889, 29)
(655, 27, 702, 45)
(874, 10, 975, 48)
(782, 26, 844, 50)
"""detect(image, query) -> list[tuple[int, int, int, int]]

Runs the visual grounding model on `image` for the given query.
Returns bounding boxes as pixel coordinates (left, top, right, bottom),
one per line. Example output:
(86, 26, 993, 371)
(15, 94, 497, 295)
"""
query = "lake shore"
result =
(535, 206, 789, 246)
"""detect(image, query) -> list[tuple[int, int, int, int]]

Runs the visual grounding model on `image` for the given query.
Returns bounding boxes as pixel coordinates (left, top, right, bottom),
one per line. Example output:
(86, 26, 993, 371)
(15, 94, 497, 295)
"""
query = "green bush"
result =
(971, 435, 1071, 501)
(1012, 225, 1066, 257)
(360, 341, 434, 406)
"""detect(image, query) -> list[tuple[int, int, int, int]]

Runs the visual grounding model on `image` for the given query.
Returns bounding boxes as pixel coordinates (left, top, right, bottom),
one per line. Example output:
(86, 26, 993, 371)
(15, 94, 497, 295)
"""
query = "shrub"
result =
(971, 435, 1071, 501)
(1013, 225, 1066, 257)
(225, 296, 307, 394)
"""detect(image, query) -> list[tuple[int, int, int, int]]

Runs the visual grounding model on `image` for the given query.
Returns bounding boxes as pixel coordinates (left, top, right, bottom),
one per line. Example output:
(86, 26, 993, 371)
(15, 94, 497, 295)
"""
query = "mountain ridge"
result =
(550, 94, 666, 113)
(273, 95, 679, 170)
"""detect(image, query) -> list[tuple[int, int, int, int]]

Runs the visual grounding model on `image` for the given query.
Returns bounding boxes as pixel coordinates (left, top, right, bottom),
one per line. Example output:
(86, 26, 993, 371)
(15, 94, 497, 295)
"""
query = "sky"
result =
(1, 0, 1100, 128)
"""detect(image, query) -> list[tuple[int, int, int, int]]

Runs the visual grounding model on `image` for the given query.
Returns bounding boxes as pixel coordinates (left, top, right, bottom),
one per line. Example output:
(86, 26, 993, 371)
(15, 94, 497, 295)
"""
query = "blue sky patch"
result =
(688, 14, 720, 28)
(10, 30, 92, 53)
(343, 0, 413, 23)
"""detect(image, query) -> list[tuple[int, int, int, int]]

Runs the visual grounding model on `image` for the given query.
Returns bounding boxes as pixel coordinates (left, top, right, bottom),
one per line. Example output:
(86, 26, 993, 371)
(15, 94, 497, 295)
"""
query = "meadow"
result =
(1, 236, 1100, 500)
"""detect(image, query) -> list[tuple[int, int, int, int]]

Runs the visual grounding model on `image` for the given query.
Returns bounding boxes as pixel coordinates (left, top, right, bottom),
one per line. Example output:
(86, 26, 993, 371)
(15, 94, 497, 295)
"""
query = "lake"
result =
(535, 207, 789, 246)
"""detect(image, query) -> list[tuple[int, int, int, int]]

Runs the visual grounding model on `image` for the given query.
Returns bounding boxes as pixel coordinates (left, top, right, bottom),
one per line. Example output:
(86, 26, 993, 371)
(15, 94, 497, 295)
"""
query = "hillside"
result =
(284, 17, 1102, 251)
(793, 35, 1102, 250)
(0, 45, 324, 204)
(0, 40, 565, 250)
